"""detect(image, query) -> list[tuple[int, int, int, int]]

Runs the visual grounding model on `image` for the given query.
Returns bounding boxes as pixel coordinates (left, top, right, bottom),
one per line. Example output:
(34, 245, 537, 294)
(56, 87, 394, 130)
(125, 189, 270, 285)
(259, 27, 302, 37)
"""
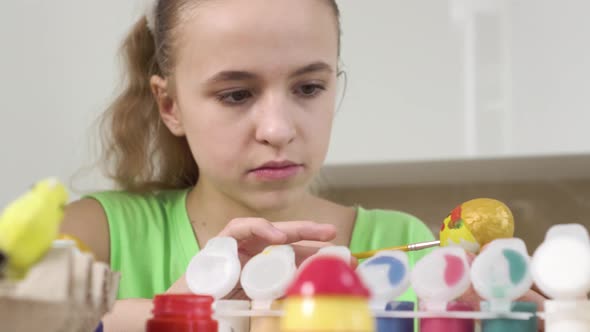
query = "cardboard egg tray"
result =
(0, 246, 119, 332)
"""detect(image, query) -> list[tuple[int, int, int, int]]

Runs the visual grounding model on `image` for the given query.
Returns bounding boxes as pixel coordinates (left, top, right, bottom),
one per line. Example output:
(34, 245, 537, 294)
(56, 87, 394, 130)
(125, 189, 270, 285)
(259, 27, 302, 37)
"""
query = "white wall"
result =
(1, 1, 589, 206)
(330, 0, 465, 164)
(510, 0, 590, 154)
(0, 1, 142, 205)
(328, 0, 590, 165)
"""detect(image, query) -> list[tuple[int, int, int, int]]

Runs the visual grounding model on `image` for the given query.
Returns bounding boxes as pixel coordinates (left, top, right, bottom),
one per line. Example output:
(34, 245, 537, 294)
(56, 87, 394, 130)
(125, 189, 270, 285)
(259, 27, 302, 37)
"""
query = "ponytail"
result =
(99, 17, 198, 193)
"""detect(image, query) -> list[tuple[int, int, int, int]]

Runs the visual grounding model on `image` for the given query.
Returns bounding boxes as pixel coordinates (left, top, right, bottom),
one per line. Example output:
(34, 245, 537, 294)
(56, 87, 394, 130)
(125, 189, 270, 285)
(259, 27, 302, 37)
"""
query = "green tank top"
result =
(86, 189, 435, 302)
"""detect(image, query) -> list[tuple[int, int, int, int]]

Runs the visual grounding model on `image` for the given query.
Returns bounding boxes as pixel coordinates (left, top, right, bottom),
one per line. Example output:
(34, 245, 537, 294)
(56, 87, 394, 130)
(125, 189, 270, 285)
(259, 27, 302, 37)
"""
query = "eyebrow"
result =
(290, 61, 334, 77)
(205, 61, 334, 84)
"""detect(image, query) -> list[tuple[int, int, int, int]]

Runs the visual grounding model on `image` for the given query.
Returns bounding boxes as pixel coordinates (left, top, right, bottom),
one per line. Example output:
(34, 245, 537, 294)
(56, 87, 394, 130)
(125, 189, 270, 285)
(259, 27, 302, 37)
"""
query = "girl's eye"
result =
(218, 90, 252, 105)
(296, 84, 326, 97)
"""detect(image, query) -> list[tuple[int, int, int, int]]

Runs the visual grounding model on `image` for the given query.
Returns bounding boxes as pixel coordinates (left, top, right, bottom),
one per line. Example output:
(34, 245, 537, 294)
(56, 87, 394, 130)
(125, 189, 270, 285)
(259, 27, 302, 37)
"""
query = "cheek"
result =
(182, 114, 246, 170)
(300, 106, 334, 155)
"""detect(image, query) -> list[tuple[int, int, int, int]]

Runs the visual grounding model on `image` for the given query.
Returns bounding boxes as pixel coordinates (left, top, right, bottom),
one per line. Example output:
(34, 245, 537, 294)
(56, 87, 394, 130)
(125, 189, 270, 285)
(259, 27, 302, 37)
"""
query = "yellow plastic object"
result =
(0, 178, 68, 279)
(281, 296, 374, 332)
(440, 198, 514, 253)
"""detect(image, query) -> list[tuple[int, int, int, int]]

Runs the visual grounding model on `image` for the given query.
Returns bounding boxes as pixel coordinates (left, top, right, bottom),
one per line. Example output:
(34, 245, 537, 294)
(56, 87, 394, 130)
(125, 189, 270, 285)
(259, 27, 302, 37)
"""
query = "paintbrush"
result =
(352, 240, 441, 259)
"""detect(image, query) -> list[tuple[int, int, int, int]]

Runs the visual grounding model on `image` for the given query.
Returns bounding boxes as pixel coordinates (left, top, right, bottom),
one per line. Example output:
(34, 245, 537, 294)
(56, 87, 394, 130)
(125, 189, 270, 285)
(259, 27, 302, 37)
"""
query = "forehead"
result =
(174, 0, 339, 80)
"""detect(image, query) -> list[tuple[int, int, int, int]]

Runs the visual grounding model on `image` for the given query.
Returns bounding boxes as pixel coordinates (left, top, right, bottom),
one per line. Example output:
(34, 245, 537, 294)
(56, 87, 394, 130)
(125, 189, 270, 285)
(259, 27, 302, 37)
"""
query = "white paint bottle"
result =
(531, 224, 590, 332)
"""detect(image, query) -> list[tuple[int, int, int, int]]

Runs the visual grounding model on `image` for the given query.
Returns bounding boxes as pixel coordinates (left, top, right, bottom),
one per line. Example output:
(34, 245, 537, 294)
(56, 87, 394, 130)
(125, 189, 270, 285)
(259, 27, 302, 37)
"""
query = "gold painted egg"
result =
(440, 198, 514, 253)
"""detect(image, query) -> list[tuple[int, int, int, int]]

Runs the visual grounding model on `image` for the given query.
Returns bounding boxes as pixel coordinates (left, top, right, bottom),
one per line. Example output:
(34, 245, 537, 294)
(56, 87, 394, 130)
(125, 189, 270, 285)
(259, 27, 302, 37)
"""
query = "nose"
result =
(254, 94, 296, 148)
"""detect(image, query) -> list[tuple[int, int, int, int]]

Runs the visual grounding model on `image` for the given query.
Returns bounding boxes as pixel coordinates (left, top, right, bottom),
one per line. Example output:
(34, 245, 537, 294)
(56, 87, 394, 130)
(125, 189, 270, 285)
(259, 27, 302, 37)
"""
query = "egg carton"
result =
(0, 245, 119, 332)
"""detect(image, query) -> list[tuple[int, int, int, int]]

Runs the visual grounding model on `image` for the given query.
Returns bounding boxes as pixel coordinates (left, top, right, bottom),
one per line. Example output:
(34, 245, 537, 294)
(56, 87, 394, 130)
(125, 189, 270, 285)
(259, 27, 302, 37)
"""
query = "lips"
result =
(249, 160, 303, 180)
(256, 160, 299, 169)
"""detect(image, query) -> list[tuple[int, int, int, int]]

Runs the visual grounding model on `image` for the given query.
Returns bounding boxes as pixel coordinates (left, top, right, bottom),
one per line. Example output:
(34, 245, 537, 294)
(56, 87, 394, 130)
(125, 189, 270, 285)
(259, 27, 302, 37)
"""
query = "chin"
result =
(243, 186, 307, 213)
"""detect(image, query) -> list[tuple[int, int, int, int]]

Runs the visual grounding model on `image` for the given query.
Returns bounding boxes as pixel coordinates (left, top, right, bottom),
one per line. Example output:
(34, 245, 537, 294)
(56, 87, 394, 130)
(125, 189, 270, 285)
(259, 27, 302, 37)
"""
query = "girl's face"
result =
(160, 0, 339, 211)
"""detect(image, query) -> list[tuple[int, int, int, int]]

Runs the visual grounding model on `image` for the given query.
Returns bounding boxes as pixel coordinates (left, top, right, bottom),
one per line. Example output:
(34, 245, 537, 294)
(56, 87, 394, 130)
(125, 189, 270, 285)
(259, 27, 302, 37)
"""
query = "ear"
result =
(150, 75, 185, 136)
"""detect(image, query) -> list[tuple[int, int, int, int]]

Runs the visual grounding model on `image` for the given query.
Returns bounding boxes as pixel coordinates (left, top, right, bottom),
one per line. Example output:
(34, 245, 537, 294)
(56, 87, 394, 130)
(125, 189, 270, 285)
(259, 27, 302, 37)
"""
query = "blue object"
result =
(94, 321, 104, 332)
(376, 301, 415, 332)
(366, 256, 406, 286)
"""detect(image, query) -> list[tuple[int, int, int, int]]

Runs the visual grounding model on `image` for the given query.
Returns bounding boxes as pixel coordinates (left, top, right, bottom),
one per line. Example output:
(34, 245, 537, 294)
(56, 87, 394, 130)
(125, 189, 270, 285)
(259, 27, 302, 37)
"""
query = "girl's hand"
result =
(166, 218, 337, 299)
(218, 218, 337, 266)
(219, 218, 337, 299)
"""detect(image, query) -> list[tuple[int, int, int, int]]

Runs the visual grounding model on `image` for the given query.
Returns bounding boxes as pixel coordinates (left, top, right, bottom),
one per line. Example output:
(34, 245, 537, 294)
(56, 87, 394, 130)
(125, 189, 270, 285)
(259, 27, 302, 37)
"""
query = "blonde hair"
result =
(100, 0, 341, 193)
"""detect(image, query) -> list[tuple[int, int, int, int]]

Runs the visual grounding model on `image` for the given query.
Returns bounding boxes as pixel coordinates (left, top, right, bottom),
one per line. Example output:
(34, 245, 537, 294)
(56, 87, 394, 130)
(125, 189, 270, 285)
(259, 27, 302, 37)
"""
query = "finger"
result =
(292, 243, 357, 267)
(272, 221, 337, 243)
(293, 240, 334, 248)
(219, 218, 287, 244)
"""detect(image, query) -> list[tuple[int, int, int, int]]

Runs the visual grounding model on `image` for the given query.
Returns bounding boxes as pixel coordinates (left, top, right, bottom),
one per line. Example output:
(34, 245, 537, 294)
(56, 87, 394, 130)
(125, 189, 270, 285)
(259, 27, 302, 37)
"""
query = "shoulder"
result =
(61, 189, 189, 263)
(86, 189, 176, 208)
(84, 189, 188, 222)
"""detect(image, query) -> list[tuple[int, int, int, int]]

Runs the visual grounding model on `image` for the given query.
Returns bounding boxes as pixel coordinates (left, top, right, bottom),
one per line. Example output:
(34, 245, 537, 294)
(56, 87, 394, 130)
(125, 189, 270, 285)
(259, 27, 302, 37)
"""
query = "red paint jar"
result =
(146, 294, 218, 332)
(420, 301, 475, 332)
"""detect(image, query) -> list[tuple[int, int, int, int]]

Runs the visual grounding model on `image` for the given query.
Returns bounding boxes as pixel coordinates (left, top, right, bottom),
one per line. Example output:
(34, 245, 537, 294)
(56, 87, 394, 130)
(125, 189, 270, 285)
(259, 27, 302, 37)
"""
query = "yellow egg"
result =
(439, 198, 514, 253)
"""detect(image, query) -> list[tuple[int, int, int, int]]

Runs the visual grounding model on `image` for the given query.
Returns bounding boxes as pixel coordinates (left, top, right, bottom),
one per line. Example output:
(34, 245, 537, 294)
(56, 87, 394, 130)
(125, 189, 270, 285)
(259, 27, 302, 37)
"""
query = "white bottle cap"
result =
(545, 223, 590, 243)
(315, 246, 352, 263)
(411, 246, 471, 311)
(471, 238, 533, 312)
(240, 245, 296, 307)
(357, 251, 410, 310)
(185, 237, 241, 299)
(532, 224, 590, 300)
(298, 245, 352, 271)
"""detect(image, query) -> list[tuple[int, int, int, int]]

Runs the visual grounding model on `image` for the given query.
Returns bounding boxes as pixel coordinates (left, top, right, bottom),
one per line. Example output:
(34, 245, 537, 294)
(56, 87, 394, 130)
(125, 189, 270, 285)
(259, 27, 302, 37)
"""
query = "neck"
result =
(186, 179, 320, 247)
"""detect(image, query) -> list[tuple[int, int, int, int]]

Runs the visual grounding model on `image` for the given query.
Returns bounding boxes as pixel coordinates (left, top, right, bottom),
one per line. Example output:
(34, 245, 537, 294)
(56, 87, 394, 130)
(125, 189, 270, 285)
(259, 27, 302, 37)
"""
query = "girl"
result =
(61, 0, 545, 331)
